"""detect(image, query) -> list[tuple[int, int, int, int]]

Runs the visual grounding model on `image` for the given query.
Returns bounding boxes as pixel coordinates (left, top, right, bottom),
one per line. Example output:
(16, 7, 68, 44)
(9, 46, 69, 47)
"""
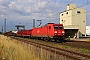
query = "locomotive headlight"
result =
(54, 31, 57, 33)
(62, 31, 64, 33)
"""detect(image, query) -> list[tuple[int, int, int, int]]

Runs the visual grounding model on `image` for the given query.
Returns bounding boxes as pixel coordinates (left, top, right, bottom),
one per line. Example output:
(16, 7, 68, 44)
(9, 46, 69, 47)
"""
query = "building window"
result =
(82, 34, 85, 36)
(62, 14, 63, 16)
(77, 11, 80, 14)
(83, 21, 85, 22)
(66, 12, 68, 14)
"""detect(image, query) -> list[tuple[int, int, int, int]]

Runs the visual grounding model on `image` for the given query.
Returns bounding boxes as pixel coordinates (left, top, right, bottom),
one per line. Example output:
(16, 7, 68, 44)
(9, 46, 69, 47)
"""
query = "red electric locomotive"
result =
(31, 23, 65, 42)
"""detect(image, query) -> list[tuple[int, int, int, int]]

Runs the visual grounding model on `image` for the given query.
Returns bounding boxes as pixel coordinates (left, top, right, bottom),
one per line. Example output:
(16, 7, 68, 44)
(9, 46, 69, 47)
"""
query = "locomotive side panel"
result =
(32, 26, 48, 37)
(48, 24, 54, 38)
(40, 26, 48, 37)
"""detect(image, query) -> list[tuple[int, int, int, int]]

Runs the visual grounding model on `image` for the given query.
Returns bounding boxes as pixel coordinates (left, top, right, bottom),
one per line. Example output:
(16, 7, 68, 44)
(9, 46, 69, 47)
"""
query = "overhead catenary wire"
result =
(27, 0, 41, 14)
(46, 10, 90, 23)
(10, 0, 90, 23)
(35, 0, 75, 22)
(22, 0, 90, 26)
(77, 0, 90, 8)
(28, 0, 53, 16)
(52, 0, 90, 17)
(5, 0, 90, 31)
(18, 0, 77, 24)
(44, 0, 90, 22)
(22, 0, 54, 24)
(28, 0, 72, 23)
(37, 0, 79, 21)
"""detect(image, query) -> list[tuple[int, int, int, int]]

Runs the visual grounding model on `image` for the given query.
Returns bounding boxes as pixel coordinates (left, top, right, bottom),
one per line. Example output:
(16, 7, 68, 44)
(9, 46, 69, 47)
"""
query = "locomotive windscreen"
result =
(54, 26, 63, 30)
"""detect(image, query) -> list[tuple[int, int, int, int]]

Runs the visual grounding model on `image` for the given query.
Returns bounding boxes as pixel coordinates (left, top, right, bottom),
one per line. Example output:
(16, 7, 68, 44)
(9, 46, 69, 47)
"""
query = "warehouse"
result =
(60, 4, 86, 38)
(86, 26, 90, 36)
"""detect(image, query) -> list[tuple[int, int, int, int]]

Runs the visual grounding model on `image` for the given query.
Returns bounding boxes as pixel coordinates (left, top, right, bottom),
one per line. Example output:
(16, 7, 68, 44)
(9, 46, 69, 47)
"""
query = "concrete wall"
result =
(67, 4, 76, 10)
(60, 10, 72, 26)
(72, 8, 86, 37)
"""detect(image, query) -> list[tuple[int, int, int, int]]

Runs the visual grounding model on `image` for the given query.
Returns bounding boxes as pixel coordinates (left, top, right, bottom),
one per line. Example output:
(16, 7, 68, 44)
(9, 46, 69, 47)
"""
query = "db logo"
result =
(37, 30, 40, 33)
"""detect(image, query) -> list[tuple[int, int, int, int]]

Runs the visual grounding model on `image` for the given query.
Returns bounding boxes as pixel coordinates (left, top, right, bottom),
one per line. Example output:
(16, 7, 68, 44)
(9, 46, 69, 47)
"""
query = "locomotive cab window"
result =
(54, 26, 63, 30)
(54, 26, 58, 30)
(59, 26, 63, 29)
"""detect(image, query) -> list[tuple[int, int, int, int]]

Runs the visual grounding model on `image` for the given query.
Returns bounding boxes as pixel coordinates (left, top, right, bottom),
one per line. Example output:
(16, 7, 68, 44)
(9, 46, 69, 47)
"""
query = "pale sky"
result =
(0, 0, 90, 31)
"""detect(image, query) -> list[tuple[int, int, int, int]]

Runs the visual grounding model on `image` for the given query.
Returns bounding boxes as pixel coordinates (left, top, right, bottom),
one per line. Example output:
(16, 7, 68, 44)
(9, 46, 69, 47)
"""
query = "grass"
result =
(1, 35, 89, 60)
(0, 35, 45, 60)
(79, 48, 90, 53)
(65, 38, 70, 40)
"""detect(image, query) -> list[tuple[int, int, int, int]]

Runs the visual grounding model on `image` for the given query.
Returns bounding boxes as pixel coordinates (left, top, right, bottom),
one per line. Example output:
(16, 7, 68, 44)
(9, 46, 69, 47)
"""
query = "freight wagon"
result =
(16, 30, 23, 37)
(22, 30, 32, 37)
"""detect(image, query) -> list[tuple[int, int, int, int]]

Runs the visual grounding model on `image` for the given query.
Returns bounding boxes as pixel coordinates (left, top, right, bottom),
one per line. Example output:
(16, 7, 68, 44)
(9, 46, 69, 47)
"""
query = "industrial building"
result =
(60, 4, 86, 38)
(86, 26, 90, 36)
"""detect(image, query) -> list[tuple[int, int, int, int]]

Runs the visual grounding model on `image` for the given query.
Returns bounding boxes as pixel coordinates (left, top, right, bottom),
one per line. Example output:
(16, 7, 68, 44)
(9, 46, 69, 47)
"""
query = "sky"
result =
(0, 0, 90, 32)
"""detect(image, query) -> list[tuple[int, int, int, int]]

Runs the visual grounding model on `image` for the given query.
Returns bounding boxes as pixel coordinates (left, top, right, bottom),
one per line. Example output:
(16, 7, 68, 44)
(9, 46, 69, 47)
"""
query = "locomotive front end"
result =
(53, 24, 65, 40)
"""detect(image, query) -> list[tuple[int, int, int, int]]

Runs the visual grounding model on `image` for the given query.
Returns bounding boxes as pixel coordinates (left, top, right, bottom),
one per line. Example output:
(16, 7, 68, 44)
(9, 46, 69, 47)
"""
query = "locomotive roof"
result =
(33, 23, 63, 28)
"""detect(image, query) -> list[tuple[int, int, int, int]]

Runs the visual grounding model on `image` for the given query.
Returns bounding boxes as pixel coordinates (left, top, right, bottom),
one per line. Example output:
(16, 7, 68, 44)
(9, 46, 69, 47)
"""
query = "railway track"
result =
(10, 36, 90, 60)
(59, 40, 90, 50)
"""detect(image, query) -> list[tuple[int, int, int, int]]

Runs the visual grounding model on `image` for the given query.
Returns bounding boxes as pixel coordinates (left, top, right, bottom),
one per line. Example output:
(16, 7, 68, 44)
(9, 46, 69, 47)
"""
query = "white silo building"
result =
(60, 4, 86, 38)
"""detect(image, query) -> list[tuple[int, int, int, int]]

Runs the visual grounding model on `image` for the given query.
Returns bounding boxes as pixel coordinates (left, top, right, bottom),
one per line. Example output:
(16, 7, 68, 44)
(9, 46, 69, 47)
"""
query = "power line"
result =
(36, 0, 74, 21)
(44, 0, 90, 22)
(77, 0, 90, 8)
(28, 0, 53, 16)
(47, 0, 90, 18)
(29, 0, 41, 14)
(20, 0, 90, 24)
(46, 10, 90, 22)
(23, 0, 90, 25)
(20, 0, 54, 27)
(7, 1, 90, 30)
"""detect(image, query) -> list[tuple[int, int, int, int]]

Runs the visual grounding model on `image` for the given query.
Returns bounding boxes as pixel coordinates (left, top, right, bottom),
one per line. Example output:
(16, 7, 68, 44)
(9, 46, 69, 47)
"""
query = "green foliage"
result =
(66, 38, 70, 40)
(80, 48, 90, 53)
